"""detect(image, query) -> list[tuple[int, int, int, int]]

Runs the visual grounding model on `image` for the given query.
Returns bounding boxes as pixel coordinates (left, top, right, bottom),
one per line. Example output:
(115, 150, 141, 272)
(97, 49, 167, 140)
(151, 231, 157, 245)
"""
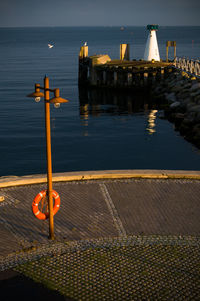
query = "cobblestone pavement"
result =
(0, 178, 200, 299)
(1, 236, 200, 300)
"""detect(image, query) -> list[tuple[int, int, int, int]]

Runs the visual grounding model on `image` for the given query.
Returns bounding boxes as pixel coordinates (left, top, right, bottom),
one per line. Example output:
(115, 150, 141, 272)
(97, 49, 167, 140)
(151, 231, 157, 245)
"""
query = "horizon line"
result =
(0, 25, 200, 29)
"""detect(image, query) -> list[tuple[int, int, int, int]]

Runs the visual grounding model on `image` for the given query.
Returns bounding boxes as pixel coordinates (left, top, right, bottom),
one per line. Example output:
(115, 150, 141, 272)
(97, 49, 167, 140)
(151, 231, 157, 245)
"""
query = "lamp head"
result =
(27, 84, 44, 101)
(49, 88, 69, 108)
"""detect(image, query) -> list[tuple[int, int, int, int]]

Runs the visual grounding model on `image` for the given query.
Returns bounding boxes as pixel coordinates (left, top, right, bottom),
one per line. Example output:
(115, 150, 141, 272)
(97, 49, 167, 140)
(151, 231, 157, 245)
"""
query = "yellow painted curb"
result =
(0, 170, 200, 188)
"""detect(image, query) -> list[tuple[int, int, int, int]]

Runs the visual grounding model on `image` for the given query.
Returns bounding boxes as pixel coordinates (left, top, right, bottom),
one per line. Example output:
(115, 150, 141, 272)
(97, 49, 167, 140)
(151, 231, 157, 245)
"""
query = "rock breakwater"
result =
(152, 69, 200, 149)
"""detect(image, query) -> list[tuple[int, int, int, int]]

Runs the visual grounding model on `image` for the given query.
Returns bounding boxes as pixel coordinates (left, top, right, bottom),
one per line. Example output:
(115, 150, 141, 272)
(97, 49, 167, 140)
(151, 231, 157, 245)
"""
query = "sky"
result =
(0, 0, 200, 27)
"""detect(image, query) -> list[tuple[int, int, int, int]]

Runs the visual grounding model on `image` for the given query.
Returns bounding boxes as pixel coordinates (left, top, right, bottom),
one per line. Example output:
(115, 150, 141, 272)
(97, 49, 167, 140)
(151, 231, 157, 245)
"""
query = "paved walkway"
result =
(0, 173, 200, 300)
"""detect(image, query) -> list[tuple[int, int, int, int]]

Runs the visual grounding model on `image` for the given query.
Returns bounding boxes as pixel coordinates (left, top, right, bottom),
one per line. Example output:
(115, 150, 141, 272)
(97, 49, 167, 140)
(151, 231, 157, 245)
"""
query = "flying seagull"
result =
(48, 43, 54, 48)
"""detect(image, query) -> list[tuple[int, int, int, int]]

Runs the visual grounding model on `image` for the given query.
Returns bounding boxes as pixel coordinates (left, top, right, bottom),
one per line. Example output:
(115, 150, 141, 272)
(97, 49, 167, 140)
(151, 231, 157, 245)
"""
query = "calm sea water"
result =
(0, 26, 200, 176)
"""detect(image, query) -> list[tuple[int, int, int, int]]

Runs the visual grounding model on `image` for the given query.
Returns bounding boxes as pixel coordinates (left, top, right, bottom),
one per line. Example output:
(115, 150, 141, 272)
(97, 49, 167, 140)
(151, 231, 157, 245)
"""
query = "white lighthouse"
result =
(144, 25, 160, 62)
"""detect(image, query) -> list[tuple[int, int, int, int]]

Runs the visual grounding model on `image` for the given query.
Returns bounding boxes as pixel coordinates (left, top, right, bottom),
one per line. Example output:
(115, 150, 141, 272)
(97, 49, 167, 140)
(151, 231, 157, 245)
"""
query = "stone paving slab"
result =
(0, 223, 21, 256)
(0, 178, 200, 256)
(106, 179, 200, 236)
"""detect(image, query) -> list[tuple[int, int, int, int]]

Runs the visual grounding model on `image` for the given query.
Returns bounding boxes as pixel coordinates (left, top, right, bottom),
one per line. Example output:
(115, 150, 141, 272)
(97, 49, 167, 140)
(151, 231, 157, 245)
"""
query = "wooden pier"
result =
(79, 44, 174, 89)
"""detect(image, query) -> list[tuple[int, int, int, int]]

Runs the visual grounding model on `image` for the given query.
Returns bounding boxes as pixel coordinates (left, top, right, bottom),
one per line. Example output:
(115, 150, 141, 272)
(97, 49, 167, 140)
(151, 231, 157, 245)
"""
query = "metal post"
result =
(44, 76, 55, 240)
(166, 45, 169, 62)
(174, 45, 176, 60)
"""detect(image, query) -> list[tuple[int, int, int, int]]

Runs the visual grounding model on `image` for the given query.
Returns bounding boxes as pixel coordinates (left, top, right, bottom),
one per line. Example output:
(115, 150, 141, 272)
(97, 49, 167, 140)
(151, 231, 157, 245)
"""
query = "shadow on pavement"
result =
(0, 270, 75, 301)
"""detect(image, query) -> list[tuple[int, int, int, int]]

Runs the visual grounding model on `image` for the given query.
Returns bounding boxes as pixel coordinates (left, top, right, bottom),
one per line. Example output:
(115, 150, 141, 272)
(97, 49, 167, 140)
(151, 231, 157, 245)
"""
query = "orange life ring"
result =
(32, 190, 61, 220)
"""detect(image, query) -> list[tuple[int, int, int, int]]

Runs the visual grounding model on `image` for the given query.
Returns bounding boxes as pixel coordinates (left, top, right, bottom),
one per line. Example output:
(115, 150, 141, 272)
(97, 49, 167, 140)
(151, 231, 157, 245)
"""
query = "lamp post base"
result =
(48, 234, 55, 240)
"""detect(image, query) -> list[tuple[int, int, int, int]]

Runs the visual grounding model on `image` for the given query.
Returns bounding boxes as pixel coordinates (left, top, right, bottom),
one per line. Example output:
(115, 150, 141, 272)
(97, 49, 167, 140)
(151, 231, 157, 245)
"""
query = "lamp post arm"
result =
(38, 85, 55, 93)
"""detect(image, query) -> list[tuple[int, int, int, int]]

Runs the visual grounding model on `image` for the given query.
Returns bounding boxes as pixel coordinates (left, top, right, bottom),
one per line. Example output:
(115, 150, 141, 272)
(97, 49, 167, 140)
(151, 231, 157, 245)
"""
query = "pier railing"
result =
(174, 57, 200, 77)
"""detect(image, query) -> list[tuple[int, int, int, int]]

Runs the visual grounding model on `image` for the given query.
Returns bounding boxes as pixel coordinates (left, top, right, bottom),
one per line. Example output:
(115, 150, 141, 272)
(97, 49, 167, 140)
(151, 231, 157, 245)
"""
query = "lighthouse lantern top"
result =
(147, 24, 158, 31)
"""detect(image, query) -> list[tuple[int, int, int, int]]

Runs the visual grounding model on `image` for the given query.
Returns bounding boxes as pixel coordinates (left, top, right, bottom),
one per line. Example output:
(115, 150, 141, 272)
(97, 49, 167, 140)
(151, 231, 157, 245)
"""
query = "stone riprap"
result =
(152, 70, 200, 148)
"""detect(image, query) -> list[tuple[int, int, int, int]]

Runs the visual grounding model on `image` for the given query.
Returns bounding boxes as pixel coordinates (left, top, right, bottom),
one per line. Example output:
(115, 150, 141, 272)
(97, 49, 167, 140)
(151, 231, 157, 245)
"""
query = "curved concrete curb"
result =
(0, 169, 200, 188)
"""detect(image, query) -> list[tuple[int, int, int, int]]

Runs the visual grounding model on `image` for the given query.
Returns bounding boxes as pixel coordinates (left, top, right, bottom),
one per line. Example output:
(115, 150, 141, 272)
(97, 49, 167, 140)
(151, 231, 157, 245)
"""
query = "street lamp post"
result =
(27, 76, 69, 240)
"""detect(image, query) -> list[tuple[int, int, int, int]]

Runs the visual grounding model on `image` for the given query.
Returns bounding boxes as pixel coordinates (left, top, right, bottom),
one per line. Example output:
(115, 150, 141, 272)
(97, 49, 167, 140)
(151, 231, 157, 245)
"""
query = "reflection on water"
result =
(146, 110, 158, 135)
(79, 87, 165, 135)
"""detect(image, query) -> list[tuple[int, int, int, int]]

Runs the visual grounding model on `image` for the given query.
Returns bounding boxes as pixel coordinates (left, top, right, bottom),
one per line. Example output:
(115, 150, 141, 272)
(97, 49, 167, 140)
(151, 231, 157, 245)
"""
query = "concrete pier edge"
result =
(0, 169, 200, 188)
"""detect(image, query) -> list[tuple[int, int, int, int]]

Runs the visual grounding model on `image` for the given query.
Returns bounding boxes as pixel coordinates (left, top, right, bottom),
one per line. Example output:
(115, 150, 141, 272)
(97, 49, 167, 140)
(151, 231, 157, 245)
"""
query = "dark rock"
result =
(191, 124, 200, 147)
(179, 118, 195, 136)
(174, 113, 185, 130)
